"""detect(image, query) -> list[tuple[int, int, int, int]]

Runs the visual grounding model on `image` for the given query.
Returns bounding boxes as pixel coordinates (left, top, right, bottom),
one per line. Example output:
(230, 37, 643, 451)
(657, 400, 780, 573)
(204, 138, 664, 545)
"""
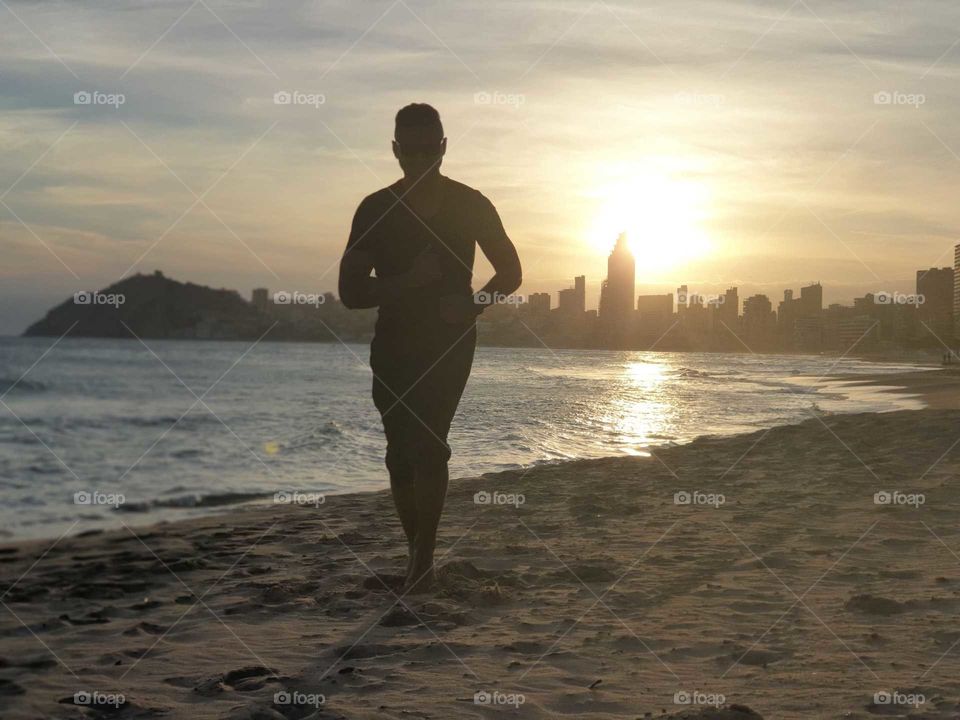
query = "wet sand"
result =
(829, 367, 960, 409)
(3, 410, 960, 718)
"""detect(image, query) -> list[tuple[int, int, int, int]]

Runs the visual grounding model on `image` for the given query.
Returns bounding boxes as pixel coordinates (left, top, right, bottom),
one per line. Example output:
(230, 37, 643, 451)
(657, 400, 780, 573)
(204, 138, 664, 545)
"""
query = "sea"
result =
(0, 336, 929, 540)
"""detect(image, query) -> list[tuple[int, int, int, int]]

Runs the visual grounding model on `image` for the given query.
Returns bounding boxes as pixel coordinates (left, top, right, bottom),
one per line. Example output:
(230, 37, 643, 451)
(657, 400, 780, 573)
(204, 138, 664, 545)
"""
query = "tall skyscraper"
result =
(916, 267, 953, 342)
(558, 275, 587, 316)
(601, 233, 635, 319)
(742, 294, 775, 347)
(799, 282, 822, 316)
(719, 286, 739, 329)
(954, 243, 960, 340)
(599, 232, 636, 346)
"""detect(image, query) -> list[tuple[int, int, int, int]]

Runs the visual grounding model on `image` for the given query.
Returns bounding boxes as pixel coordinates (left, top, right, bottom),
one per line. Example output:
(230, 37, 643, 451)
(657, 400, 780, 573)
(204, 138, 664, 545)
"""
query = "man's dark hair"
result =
(395, 103, 443, 136)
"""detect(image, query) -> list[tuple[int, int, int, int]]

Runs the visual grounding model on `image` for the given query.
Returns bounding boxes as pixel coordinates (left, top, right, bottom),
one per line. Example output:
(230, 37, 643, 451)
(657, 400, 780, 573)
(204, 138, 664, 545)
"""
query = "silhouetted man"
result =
(338, 104, 522, 592)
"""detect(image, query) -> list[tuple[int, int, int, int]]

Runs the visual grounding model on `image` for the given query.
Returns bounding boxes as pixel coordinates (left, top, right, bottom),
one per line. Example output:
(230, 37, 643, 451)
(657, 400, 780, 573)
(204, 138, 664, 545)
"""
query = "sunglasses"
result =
(394, 139, 446, 158)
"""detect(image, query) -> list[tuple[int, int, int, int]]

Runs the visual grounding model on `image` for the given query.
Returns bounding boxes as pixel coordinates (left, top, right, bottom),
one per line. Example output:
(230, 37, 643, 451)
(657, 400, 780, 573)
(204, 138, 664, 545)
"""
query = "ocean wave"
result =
(274, 421, 344, 453)
(116, 490, 273, 513)
(674, 368, 711, 378)
(0, 377, 47, 393)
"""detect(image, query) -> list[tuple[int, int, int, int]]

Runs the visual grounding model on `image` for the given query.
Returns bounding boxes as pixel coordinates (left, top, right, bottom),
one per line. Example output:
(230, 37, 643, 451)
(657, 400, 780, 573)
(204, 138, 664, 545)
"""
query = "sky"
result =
(2, 0, 959, 334)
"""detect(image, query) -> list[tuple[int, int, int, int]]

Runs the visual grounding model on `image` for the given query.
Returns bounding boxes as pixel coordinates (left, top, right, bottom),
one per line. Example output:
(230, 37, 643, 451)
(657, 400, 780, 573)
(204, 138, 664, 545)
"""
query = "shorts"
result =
(370, 320, 477, 469)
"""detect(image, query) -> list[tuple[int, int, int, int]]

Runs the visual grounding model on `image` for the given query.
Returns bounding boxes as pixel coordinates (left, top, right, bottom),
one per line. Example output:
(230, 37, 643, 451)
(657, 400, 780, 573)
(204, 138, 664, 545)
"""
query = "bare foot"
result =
(404, 545, 436, 594)
(404, 563, 436, 594)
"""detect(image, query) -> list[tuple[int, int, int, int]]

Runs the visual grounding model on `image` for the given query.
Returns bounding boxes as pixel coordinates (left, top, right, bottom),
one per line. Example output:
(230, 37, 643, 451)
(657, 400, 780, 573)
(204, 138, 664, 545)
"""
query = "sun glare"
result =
(587, 167, 712, 277)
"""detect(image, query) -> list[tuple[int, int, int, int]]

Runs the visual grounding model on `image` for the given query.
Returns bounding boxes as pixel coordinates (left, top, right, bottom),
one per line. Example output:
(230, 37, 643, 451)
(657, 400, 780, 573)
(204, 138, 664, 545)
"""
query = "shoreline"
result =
(4, 409, 960, 718)
(826, 367, 960, 409)
(3, 356, 946, 546)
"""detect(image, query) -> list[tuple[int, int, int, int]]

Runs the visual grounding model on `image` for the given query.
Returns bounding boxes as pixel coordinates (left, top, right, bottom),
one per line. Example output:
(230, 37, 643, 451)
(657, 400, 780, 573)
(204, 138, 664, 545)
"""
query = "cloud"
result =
(2, 0, 960, 333)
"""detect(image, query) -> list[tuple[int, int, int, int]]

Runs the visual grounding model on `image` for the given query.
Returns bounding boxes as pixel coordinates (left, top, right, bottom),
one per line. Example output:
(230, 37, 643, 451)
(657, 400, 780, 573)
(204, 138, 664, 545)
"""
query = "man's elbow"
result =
(504, 265, 522, 295)
(338, 280, 361, 310)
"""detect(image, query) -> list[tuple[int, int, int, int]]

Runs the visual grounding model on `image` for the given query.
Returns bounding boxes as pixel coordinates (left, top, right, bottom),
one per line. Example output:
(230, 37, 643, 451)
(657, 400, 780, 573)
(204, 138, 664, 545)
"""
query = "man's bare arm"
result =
(474, 197, 522, 311)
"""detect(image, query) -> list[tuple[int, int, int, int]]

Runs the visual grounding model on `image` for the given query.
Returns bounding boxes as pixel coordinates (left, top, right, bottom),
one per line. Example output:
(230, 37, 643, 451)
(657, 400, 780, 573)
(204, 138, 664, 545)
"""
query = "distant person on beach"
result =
(338, 103, 522, 592)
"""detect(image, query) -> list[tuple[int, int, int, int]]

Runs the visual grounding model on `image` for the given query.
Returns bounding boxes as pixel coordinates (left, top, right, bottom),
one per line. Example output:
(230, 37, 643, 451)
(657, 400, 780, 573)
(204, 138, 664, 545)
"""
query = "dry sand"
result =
(4, 409, 960, 719)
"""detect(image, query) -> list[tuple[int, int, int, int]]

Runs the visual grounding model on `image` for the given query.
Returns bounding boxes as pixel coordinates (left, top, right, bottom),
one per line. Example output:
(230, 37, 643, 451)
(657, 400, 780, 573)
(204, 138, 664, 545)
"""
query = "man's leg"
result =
(402, 324, 477, 592)
(373, 356, 421, 582)
(406, 456, 449, 592)
(386, 446, 418, 579)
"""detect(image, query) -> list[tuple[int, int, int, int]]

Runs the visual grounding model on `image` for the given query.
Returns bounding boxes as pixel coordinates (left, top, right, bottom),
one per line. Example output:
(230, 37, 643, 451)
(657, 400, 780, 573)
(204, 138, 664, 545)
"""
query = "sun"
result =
(586, 167, 712, 276)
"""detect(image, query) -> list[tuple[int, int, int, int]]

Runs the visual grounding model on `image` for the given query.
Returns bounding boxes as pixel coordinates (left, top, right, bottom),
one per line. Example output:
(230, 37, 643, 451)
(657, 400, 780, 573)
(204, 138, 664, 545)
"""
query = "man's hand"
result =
(405, 250, 442, 288)
(439, 294, 482, 324)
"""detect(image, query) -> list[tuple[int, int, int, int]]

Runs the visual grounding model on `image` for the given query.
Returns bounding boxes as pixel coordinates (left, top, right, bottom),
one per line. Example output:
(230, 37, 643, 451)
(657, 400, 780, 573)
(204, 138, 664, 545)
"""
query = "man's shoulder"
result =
(355, 178, 494, 212)
(443, 177, 494, 208)
(356, 185, 398, 213)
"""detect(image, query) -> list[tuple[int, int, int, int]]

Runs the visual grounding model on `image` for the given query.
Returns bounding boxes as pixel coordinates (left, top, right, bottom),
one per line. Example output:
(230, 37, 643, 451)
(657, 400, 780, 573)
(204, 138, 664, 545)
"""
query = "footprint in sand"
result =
(666, 703, 764, 719)
(194, 665, 280, 696)
(122, 621, 168, 636)
(844, 594, 907, 616)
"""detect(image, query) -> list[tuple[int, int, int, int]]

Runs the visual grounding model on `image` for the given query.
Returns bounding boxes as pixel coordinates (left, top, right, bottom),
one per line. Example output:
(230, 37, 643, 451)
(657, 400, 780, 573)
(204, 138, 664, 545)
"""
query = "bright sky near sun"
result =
(2, 0, 960, 333)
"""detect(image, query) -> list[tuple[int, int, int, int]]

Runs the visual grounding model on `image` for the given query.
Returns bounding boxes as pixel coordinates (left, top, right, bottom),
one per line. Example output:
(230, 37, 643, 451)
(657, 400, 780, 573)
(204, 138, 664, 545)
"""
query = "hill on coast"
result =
(22, 271, 375, 342)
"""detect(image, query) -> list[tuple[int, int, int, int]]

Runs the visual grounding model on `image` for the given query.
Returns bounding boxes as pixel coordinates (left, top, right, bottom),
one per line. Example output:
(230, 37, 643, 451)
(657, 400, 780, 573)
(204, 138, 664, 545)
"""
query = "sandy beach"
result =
(828, 368, 960, 410)
(2, 404, 960, 718)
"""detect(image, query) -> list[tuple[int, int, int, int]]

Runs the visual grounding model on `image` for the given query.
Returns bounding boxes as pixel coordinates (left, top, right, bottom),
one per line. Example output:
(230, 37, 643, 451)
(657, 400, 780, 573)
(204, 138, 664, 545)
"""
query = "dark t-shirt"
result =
(345, 177, 511, 334)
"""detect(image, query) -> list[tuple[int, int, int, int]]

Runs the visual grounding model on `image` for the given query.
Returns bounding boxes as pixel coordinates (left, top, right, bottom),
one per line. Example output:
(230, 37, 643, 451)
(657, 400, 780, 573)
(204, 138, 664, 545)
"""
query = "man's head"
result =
(393, 103, 446, 180)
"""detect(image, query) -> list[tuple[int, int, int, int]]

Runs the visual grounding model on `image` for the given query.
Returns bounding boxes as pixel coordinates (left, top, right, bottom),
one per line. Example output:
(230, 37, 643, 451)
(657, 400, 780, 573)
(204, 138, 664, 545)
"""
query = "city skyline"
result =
(500, 233, 959, 353)
(23, 234, 957, 357)
(492, 231, 957, 320)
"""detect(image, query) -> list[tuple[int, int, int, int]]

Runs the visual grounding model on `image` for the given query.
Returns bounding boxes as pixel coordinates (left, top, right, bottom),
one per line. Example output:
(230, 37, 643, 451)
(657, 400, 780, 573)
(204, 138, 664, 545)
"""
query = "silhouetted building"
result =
(636, 293, 674, 343)
(955, 243, 960, 339)
(252, 288, 269, 310)
(835, 315, 879, 350)
(636, 294, 673, 322)
(742, 294, 775, 347)
(852, 292, 917, 346)
(800, 282, 822, 316)
(527, 292, 551, 314)
(916, 267, 953, 344)
(718, 286, 739, 332)
(599, 233, 635, 346)
(778, 282, 823, 350)
(557, 275, 586, 316)
(676, 285, 689, 315)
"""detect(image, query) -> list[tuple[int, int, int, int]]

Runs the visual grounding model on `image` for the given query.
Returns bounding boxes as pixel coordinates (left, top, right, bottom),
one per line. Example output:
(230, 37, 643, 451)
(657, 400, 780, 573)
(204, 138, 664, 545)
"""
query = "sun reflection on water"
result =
(594, 360, 674, 457)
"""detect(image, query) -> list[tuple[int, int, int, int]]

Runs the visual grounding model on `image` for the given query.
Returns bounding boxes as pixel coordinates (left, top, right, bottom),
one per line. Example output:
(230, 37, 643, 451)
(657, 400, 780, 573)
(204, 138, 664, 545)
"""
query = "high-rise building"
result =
(574, 275, 586, 313)
(742, 294, 775, 346)
(636, 294, 673, 322)
(676, 284, 689, 315)
(916, 267, 953, 343)
(558, 275, 587, 316)
(778, 283, 823, 350)
(719, 286, 739, 330)
(636, 293, 674, 342)
(954, 243, 960, 340)
(598, 233, 636, 345)
(799, 282, 822, 316)
(527, 292, 551, 313)
(600, 233, 635, 317)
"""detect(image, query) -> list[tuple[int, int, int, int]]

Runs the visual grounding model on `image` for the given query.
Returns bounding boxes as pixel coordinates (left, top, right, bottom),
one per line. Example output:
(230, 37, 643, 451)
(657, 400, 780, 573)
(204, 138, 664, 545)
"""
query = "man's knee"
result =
(412, 438, 451, 470)
(385, 443, 415, 479)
